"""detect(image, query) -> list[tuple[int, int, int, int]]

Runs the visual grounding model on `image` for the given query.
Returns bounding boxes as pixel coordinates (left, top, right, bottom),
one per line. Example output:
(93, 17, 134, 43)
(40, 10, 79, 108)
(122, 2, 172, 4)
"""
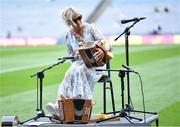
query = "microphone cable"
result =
(135, 71, 146, 123)
(122, 64, 146, 122)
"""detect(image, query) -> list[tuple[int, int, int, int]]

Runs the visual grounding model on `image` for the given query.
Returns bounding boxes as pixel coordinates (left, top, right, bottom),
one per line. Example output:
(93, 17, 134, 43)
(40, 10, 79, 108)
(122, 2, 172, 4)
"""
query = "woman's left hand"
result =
(93, 48, 104, 61)
(74, 50, 81, 59)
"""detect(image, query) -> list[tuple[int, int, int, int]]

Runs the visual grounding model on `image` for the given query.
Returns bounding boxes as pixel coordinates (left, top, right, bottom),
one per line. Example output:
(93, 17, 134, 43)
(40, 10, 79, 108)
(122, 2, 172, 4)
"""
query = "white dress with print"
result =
(57, 23, 107, 99)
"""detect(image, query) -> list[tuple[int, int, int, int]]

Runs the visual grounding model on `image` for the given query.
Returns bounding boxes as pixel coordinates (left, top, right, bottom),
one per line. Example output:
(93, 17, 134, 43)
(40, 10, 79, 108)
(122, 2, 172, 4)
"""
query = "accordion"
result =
(58, 99, 92, 123)
(79, 40, 113, 68)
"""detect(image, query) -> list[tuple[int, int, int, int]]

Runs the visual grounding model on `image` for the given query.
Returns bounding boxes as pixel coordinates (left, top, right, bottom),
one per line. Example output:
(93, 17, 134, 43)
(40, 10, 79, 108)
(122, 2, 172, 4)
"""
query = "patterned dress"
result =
(57, 23, 106, 99)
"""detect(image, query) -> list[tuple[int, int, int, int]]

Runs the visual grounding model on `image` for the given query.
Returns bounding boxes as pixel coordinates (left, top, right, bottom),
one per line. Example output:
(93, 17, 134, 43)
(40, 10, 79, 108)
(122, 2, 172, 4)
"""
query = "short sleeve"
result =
(90, 24, 112, 52)
(90, 23, 104, 41)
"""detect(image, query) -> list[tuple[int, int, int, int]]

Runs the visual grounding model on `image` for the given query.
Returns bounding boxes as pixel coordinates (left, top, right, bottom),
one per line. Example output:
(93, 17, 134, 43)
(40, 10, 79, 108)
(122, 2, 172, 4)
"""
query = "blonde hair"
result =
(61, 6, 81, 27)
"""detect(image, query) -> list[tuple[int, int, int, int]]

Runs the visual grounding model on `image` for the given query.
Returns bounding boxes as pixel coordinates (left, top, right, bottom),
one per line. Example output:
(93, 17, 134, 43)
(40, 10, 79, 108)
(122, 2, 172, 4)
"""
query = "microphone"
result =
(122, 64, 138, 74)
(58, 56, 77, 60)
(121, 17, 146, 24)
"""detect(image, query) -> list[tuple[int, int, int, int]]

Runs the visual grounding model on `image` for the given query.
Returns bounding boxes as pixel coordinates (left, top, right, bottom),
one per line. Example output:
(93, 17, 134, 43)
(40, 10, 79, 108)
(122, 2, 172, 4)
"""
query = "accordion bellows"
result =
(58, 99, 92, 123)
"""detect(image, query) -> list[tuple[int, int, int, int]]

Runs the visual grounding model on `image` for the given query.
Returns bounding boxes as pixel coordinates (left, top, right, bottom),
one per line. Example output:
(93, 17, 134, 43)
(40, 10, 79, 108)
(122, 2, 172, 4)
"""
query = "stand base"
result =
(97, 108, 142, 123)
(20, 109, 52, 124)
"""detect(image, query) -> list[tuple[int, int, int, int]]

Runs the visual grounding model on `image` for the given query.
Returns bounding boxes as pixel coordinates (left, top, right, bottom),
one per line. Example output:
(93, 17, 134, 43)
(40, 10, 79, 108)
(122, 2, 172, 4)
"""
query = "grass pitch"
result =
(0, 44, 180, 125)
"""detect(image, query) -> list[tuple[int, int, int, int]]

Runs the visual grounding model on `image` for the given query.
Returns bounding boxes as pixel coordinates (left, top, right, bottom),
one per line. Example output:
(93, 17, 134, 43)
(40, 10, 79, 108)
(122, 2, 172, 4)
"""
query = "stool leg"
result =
(103, 82, 106, 114)
(110, 81, 116, 115)
(156, 119, 159, 127)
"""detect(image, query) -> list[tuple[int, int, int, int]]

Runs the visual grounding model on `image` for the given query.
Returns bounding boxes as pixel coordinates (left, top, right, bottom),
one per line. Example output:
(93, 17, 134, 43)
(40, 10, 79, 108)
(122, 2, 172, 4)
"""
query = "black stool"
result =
(97, 61, 115, 114)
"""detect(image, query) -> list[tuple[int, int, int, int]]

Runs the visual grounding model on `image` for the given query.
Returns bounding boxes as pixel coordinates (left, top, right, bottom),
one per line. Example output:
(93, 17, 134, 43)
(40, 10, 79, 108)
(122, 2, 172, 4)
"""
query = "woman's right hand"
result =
(93, 47, 104, 61)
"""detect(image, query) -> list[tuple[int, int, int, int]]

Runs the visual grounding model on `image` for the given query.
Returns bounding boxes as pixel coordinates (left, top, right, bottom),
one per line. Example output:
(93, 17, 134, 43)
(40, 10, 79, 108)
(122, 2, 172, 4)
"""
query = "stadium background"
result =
(0, 0, 180, 126)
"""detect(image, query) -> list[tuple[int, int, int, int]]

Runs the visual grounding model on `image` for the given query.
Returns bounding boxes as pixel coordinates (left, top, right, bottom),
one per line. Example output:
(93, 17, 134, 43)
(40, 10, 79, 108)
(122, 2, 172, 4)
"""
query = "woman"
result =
(47, 6, 112, 117)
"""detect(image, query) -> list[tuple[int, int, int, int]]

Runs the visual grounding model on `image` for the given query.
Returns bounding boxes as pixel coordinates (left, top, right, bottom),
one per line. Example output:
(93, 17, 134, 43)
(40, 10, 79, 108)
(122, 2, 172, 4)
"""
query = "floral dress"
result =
(57, 23, 106, 99)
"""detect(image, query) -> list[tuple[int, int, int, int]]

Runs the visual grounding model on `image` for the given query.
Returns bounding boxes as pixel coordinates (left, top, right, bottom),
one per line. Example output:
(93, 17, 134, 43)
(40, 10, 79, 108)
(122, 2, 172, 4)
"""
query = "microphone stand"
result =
(115, 20, 141, 111)
(96, 67, 158, 124)
(21, 59, 66, 124)
(112, 20, 158, 125)
(96, 68, 142, 123)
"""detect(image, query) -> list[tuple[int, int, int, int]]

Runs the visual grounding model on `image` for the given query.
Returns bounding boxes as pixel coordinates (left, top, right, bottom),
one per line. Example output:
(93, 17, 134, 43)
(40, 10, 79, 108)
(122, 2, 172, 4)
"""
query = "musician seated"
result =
(46, 6, 112, 118)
